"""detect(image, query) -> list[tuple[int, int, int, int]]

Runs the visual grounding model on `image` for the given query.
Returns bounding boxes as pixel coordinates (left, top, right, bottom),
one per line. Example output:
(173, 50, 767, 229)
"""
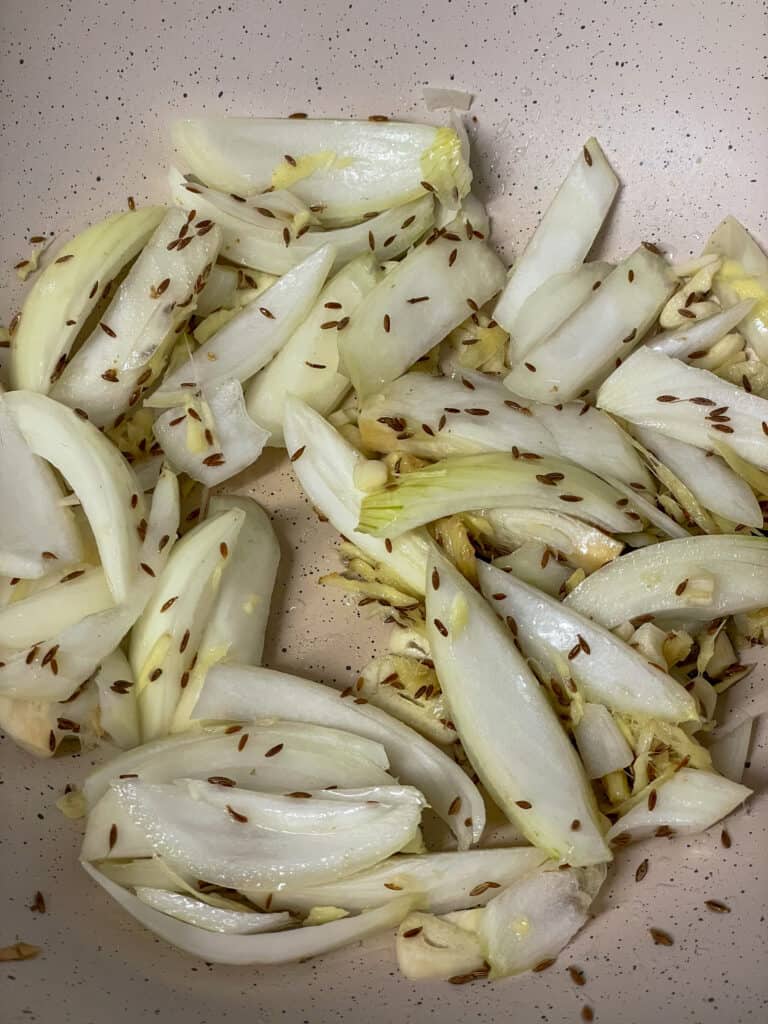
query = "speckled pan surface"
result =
(1, 1, 766, 1022)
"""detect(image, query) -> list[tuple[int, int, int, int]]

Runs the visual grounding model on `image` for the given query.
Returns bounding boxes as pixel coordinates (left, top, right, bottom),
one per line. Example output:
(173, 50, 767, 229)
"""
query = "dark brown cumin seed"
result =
(655, 825, 675, 838)
(207, 776, 236, 787)
(149, 668, 162, 682)
(99, 321, 117, 338)
(469, 881, 501, 897)
(567, 642, 582, 661)
(88, 280, 99, 298)
(461, 377, 475, 390)
(179, 629, 190, 654)
(515, 800, 532, 809)
(433, 618, 448, 637)
(491, 592, 506, 601)
(536, 472, 564, 486)
(533, 958, 556, 973)
(559, 494, 583, 502)
(264, 743, 284, 758)
(110, 680, 133, 694)
(118, 773, 138, 778)
(108, 824, 118, 850)
(402, 926, 423, 938)
(368, 230, 375, 251)
(582, 1008, 594, 1023)
(383, 234, 396, 247)
(41, 645, 59, 667)
(287, 791, 312, 799)
(712, 423, 734, 433)
(656, 394, 679, 403)
(56, 718, 80, 733)
(721, 828, 732, 848)
(571, 819, 581, 831)
(678, 307, 696, 319)
(282, 227, 290, 246)
(290, 445, 306, 462)
(649, 928, 673, 946)
(55, 254, 74, 264)
(583, 145, 593, 166)
(48, 730, 56, 751)
(568, 966, 586, 986)
(407, 295, 429, 303)
(448, 796, 462, 815)
(401, 215, 416, 229)
(647, 788, 658, 811)
(139, 562, 155, 578)
(335, 316, 350, 330)
(320, 320, 339, 329)
(160, 596, 178, 613)
(612, 832, 632, 847)
(238, 733, 249, 752)
(448, 248, 458, 267)
(101, 368, 118, 382)
(622, 328, 638, 344)
(524, 362, 537, 372)
(61, 570, 85, 583)
(383, 313, 391, 333)
(226, 805, 248, 823)
(202, 453, 225, 467)
(179, 672, 190, 689)
(675, 578, 688, 596)
(431, 568, 440, 590)
(420, 180, 436, 193)
(220, 542, 229, 559)
(705, 899, 730, 913)
(635, 858, 649, 882)
(289, 111, 308, 119)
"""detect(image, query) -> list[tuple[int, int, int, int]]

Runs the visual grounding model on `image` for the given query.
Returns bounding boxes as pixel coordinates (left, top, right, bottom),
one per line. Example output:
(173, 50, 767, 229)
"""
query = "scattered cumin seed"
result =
(368, 230, 375, 251)
(448, 796, 462, 815)
(383, 313, 391, 333)
(207, 776, 236, 787)
(30, 891, 46, 913)
(622, 328, 638, 344)
(384, 882, 403, 891)
(61, 570, 85, 583)
(582, 1008, 594, 1023)
(448, 248, 458, 267)
(110, 680, 133, 694)
(649, 928, 673, 946)
(160, 596, 178, 613)
(140, 562, 155, 577)
(678, 307, 696, 319)
(583, 145, 593, 166)
(612, 832, 631, 848)
(635, 858, 649, 882)
(420, 180, 436, 193)
(524, 362, 537, 372)
(433, 618, 448, 637)
(108, 824, 118, 851)
(402, 926, 423, 938)
(226, 805, 248, 823)
(282, 227, 290, 246)
(238, 733, 249, 752)
(721, 828, 732, 849)
(149, 668, 162, 682)
(568, 966, 586, 986)
(515, 800, 532, 809)
(647, 788, 658, 811)
(704, 899, 730, 913)
(290, 445, 306, 462)
(533, 958, 556, 973)
(287, 791, 312, 799)
(407, 295, 429, 304)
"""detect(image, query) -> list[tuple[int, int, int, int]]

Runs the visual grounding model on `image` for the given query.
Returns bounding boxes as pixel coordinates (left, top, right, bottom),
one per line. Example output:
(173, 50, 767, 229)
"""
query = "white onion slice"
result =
(707, 720, 752, 784)
(93, 649, 140, 751)
(573, 703, 635, 779)
(0, 565, 112, 650)
(133, 887, 293, 934)
(481, 508, 623, 573)
(646, 300, 756, 359)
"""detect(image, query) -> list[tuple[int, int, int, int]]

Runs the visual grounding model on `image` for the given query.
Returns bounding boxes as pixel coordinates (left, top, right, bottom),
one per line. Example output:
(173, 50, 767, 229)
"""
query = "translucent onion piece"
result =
(396, 912, 486, 980)
(566, 535, 768, 627)
(172, 118, 470, 222)
(133, 887, 293, 934)
(646, 300, 756, 359)
(478, 562, 697, 722)
(83, 860, 413, 965)
(705, 216, 768, 359)
(2, 390, 144, 603)
(426, 552, 610, 865)
(251, 848, 549, 915)
(481, 508, 623, 573)
(492, 542, 571, 598)
(494, 139, 618, 332)
(170, 168, 434, 275)
(52, 211, 221, 426)
(284, 396, 432, 596)
(193, 663, 486, 849)
(477, 865, 600, 977)
(0, 466, 179, 701)
(0, 393, 82, 578)
(573, 703, 635, 779)
(358, 452, 641, 538)
(84, 722, 391, 809)
(154, 378, 270, 487)
(508, 262, 613, 363)
(605, 768, 751, 844)
(597, 346, 768, 470)
(10, 207, 164, 393)
(504, 248, 676, 404)
(0, 565, 112, 650)
(111, 778, 425, 889)
(148, 245, 334, 407)
(130, 506, 245, 742)
(707, 719, 752, 784)
(246, 256, 383, 444)
(603, 475, 690, 540)
(93, 649, 140, 751)
(633, 426, 762, 527)
(338, 231, 506, 400)
(0, 678, 99, 759)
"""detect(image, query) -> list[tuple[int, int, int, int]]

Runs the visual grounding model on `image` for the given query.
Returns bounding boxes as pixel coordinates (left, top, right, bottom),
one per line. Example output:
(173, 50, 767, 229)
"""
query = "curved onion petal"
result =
(0, 466, 179, 701)
(504, 247, 676, 404)
(52, 211, 222, 426)
(494, 139, 618, 332)
(476, 865, 602, 977)
(338, 230, 505, 400)
(0, 392, 83, 578)
(284, 396, 432, 596)
(606, 768, 751, 844)
(481, 508, 623, 573)
(172, 118, 470, 222)
(396, 912, 486, 980)
(10, 207, 164, 393)
(426, 552, 610, 866)
(565, 535, 768, 627)
(646, 300, 756, 359)
(170, 495, 279, 732)
(246, 256, 383, 444)
(357, 453, 641, 538)
(597, 346, 768, 470)
(110, 778, 425, 889)
(705, 216, 768, 359)
(633, 425, 762, 527)
(133, 887, 293, 934)
(153, 378, 270, 487)
(508, 262, 613, 363)
(0, 678, 99, 759)
(83, 722, 391, 809)
(2, 390, 145, 603)
(170, 168, 434, 274)
(573, 703, 635, 779)
(148, 246, 334, 407)
(603, 475, 690, 540)
(478, 563, 697, 722)
(93, 649, 140, 751)
(192, 663, 486, 850)
(130, 506, 246, 741)
(493, 543, 571, 598)
(83, 860, 413, 964)
(0, 565, 112, 650)
(251, 848, 549, 915)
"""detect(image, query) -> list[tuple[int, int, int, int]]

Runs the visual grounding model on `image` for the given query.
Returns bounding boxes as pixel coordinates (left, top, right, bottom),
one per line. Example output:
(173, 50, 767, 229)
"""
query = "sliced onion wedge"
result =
(504, 247, 676, 404)
(573, 703, 634, 779)
(284, 396, 432, 596)
(0, 391, 83, 578)
(110, 778, 425, 889)
(494, 139, 618, 332)
(52, 210, 221, 427)
(357, 452, 641, 538)
(2, 390, 145, 603)
(646, 300, 756, 359)
(246, 255, 383, 444)
(83, 860, 413, 964)
(193, 663, 486, 850)
(147, 245, 334, 407)
(478, 563, 697, 722)
(172, 117, 470, 222)
(338, 230, 505, 399)
(426, 552, 610, 865)
(565, 535, 768, 627)
(93, 649, 140, 751)
(10, 206, 164, 393)
(0, 565, 113, 650)
(133, 887, 293, 934)
(481, 508, 623, 573)
(606, 768, 751, 844)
